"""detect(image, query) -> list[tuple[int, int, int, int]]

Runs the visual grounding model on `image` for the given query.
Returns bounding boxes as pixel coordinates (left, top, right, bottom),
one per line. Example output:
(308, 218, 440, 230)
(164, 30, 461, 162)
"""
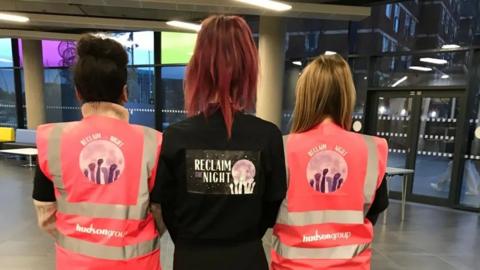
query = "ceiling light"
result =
(378, 106, 387, 114)
(409, 66, 432, 72)
(442, 44, 460, 49)
(235, 0, 292, 11)
(392, 76, 408, 87)
(0, 13, 30, 23)
(292, 61, 302, 66)
(441, 74, 450, 79)
(166, 21, 201, 32)
(400, 109, 407, 116)
(420, 57, 448, 65)
(325, 51, 337, 55)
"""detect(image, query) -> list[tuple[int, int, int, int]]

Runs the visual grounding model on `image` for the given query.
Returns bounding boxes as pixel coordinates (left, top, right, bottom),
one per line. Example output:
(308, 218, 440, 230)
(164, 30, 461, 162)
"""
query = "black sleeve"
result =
(32, 164, 56, 202)
(366, 176, 389, 225)
(260, 125, 287, 234)
(150, 129, 177, 241)
(259, 200, 283, 236)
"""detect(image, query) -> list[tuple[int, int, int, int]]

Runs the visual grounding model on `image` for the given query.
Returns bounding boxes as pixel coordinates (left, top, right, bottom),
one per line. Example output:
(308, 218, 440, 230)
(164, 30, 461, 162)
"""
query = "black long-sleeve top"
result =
(150, 111, 287, 244)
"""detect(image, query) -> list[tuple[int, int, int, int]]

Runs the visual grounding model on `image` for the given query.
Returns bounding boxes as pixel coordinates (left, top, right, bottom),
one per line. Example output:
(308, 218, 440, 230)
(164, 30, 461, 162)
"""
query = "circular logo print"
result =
(231, 159, 256, 183)
(79, 140, 125, 185)
(306, 150, 348, 193)
(230, 159, 256, 195)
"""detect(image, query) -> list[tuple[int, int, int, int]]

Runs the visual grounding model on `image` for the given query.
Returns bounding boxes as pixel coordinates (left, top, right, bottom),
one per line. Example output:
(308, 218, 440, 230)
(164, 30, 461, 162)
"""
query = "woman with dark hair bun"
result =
(32, 34, 165, 270)
(151, 15, 287, 270)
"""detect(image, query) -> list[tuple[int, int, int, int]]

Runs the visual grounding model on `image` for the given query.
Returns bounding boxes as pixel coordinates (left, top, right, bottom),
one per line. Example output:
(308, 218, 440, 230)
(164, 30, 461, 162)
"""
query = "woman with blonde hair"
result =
(271, 54, 389, 270)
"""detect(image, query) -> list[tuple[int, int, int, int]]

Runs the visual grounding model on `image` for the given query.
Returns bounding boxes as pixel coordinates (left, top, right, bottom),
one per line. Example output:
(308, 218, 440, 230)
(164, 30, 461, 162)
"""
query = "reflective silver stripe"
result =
(362, 135, 378, 215)
(272, 235, 371, 260)
(46, 125, 159, 220)
(57, 234, 159, 260)
(48, 124, 68, 197)
(276, 200, 364, 226)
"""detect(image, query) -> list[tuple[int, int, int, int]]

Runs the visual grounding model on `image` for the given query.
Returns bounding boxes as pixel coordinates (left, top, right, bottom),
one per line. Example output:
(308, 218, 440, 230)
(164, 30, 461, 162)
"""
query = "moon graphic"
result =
(306, 150, 348, 193)
(79, 140, 125, 185)
(231, 159, 256, 183)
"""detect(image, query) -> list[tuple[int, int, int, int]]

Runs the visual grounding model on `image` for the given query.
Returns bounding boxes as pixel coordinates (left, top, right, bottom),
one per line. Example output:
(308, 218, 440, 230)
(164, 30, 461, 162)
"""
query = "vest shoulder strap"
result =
(360, 134, 380, 215)
(283, 134, 289, 185)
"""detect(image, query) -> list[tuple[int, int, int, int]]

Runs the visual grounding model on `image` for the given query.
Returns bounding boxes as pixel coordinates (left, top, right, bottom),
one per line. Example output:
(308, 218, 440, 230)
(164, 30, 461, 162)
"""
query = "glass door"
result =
(372, 91, 415, 193)
(411, 95, 461, 199)
(368, 90, 464, 204)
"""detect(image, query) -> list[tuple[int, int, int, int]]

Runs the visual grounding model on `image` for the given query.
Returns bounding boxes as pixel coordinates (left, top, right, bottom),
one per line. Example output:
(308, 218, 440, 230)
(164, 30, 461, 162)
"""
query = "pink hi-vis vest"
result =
(37, 116, 162, 270)
(271, 122, 388, 270)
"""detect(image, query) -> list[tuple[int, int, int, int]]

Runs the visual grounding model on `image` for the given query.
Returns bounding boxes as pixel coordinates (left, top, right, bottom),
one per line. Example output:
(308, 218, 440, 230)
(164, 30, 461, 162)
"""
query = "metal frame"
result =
(10, 38, 25, 129)
(154, 31, 164, 131)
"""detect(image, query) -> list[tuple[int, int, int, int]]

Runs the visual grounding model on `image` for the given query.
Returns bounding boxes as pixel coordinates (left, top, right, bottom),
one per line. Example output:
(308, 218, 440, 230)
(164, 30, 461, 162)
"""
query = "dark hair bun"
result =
(76, 34, 128, 66)
(74, 34, 129, 104)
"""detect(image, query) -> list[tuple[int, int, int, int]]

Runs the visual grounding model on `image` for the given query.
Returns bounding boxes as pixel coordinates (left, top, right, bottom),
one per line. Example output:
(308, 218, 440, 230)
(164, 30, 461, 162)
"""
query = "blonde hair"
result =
(291, 54, 356, 133)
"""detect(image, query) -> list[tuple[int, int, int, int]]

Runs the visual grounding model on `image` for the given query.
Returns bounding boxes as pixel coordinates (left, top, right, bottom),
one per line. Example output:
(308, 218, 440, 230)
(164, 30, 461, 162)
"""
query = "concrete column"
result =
(22, 39, 46, 128)
(256, 16, 286, 128)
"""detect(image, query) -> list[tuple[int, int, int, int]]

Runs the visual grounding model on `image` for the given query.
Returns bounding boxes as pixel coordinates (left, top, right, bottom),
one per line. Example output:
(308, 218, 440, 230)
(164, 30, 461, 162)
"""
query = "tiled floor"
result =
(0, 158, 479, 270)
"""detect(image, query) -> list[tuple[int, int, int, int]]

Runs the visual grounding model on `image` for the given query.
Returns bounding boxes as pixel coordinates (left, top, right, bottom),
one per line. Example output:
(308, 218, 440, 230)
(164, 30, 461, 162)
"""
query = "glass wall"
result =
(277, 0, 480, 210)
(0, 38, 16, 127)
(371, 51, 468, 88)
(18, 32, 157, 127)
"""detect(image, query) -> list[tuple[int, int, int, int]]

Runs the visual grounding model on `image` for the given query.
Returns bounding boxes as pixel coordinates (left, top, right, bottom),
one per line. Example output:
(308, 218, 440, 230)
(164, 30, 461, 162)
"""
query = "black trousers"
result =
(173, 239, 269, 270)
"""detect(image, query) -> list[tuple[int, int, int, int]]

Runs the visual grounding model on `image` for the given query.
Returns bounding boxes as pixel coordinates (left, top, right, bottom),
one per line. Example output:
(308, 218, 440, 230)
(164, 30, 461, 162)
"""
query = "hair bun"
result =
(76, 34, 128, 66)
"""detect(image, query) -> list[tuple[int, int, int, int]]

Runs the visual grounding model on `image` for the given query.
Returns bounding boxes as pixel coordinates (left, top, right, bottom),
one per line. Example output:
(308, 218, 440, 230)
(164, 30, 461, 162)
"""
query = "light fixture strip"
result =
(441, 44, 460, 49)
(408, 66, 432, 72)
(0, 13, 30, 23)
(392, 76, 408, 87)
(166, 20, 201, 32)
(235, 0, 292, 12)
(420, 57, 448, 65)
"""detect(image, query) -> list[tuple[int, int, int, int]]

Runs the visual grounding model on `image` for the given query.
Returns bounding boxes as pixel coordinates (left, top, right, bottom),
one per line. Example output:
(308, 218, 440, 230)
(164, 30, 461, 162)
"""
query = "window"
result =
(394, 4, 401, 33)
(382, 36, 390, 52)
(0, 38, 16, 127)
(160, 66, 187, 129)
(161, 32, 197, 64)
(108, 31, 154, 65)
(0, 38, 13, 68)
(0, 69, 16, 127)
(43, 68, 80, 123)
(385, 4, 393, 19)
(18, 39, 77, 68)
(126, 67, 155, 128)
(404, 15, 411, 36)
(410, 20, 416, 37)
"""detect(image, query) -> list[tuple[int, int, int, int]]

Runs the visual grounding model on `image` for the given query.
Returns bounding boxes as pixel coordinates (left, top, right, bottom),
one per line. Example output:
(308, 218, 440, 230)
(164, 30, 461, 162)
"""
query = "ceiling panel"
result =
(0, 0, 373, 34)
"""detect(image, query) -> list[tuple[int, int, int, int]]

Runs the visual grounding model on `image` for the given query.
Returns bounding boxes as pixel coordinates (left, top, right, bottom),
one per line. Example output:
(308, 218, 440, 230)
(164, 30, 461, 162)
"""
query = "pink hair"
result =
(184, 15, 259, 137)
